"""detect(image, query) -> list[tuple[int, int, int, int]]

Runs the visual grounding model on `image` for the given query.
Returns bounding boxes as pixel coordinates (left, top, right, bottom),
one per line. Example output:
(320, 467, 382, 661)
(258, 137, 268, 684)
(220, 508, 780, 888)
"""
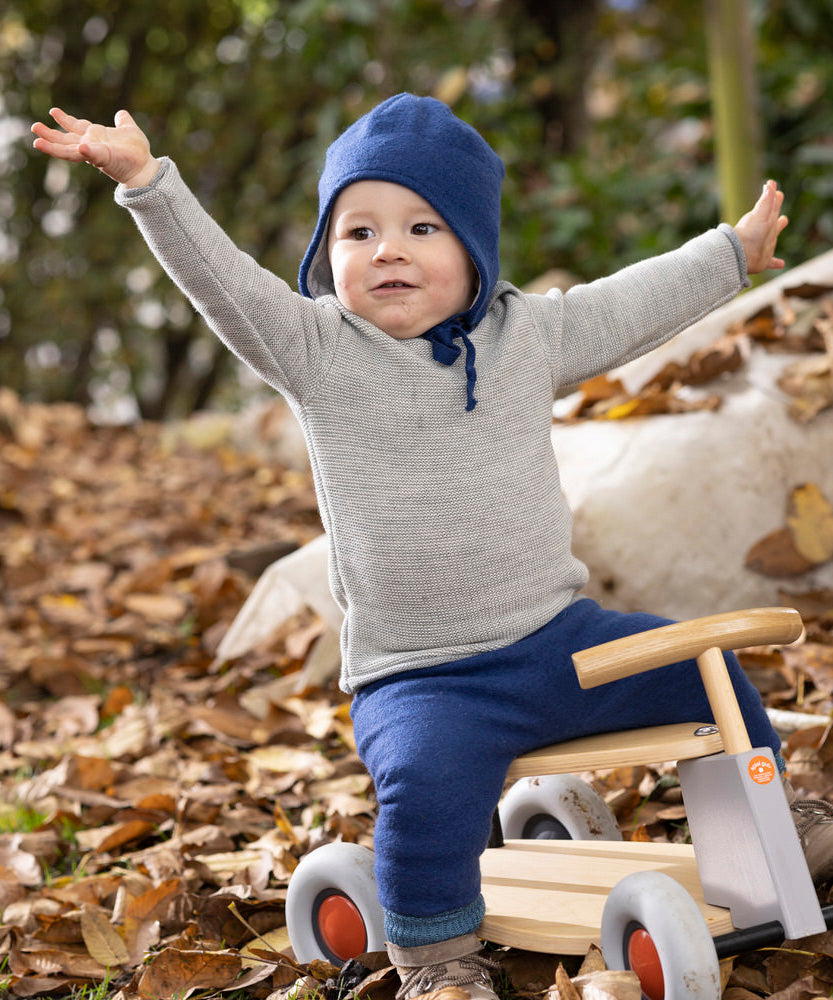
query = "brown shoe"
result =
(388, 932, 500, 1000)
(784, 777, 833, 884)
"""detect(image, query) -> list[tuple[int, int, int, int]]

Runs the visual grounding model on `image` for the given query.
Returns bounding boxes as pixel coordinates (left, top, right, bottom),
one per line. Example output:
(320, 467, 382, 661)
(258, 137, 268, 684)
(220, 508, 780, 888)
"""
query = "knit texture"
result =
(298, 94, 505, 409)
(116, 159, 748, 694)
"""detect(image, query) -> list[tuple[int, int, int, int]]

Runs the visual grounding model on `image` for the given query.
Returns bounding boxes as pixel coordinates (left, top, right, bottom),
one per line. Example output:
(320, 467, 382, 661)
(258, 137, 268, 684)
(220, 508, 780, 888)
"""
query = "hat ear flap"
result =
(304, 215, 336, 298)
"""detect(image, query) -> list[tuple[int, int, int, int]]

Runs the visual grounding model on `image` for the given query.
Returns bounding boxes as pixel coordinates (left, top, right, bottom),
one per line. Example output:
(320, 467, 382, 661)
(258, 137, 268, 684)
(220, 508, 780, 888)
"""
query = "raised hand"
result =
(733, 179, 789, 274)
(31, 108, 160, 188)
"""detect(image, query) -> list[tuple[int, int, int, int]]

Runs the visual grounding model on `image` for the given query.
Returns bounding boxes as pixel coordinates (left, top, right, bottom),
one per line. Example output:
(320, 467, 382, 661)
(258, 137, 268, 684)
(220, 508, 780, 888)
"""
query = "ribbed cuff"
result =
(115, 156, 171, 202)
(384, 895, 486, 947)
(717, 221, 751, 289)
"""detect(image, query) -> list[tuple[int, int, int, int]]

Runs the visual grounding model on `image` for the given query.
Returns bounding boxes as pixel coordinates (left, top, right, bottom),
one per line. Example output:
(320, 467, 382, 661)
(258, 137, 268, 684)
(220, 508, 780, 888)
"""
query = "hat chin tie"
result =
(422, 316, 478, 412)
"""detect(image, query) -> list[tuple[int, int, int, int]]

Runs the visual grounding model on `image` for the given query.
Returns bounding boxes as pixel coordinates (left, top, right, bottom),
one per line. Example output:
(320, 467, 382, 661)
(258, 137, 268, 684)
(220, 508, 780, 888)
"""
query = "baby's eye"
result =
(350, 226, 374, 241)
(412, 222, 438, 236)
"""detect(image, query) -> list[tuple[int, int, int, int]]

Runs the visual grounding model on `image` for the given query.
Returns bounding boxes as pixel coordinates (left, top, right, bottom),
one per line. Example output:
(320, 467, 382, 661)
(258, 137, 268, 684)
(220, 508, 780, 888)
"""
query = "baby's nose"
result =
(373, 237, 409, 263)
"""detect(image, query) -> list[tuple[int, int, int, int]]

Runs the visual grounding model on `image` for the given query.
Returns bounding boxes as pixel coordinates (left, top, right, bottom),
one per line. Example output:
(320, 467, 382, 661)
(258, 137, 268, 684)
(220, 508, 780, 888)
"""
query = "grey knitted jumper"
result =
(116, 159, 747, 693)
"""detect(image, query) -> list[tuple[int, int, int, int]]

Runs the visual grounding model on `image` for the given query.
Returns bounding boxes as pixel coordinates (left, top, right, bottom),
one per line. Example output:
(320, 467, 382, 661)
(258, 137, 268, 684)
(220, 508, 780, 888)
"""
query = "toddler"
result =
(33, 94, 828, 1000)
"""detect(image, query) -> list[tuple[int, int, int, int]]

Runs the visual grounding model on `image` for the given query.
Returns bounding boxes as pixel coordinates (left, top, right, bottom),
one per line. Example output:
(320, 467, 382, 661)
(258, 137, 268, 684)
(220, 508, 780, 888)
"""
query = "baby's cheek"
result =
(333, 274, 354, 302)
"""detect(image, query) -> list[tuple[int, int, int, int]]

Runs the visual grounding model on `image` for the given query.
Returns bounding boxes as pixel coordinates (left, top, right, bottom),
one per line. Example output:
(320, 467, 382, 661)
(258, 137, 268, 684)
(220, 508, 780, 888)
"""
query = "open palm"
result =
(32, 108, 159, 188)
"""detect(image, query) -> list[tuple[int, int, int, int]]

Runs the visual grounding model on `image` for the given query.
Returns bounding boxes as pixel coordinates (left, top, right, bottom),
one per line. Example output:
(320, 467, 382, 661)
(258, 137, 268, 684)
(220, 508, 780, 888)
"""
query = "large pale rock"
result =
(553, 249, 833, 619)
(216, 534, 341, 657)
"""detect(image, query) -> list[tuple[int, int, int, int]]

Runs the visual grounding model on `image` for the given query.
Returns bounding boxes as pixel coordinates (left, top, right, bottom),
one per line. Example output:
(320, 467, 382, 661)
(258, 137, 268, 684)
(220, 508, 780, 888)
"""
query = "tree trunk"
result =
(704, 0, 763, 225)
(510, 0, 601, 155)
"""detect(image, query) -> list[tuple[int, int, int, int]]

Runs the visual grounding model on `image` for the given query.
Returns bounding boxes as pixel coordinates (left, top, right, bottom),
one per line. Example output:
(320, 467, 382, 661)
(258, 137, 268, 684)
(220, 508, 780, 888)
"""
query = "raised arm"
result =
(535, 182, 789, 390)
(32, 108, 160, 189)
(32, 107, 337, 404)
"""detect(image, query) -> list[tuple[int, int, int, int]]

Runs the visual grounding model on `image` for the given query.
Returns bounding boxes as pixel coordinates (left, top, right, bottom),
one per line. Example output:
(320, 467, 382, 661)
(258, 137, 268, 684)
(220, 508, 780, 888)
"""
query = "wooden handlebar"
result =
(572, 607, 803, 690)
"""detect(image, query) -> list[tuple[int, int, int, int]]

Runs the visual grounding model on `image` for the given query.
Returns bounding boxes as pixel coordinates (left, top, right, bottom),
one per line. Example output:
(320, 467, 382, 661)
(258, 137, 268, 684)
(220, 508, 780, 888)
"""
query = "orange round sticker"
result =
(748, 755, 776, 785)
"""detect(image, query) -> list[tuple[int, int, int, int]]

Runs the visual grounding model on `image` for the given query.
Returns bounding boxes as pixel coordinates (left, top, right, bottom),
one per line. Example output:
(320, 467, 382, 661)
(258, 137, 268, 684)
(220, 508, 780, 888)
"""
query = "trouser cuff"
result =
(384, 895, 486, 947)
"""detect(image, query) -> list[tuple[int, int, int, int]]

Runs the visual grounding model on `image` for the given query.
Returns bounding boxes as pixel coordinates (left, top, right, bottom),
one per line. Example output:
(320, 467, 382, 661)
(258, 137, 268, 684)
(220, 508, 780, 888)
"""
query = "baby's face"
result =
(327, 180, 476, 339)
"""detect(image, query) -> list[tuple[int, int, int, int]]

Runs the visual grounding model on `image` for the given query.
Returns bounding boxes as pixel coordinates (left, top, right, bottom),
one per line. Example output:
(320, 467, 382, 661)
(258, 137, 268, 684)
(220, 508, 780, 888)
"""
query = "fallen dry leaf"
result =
(549, 962, 582, 1000)
(746, 527, 815, 577)
(80, 905, 132, 968)
(788, 483, 833, 566)
(136, 948, 252, 998)
(3, 390, 833, 1000)
(571, 968, 642, 1000)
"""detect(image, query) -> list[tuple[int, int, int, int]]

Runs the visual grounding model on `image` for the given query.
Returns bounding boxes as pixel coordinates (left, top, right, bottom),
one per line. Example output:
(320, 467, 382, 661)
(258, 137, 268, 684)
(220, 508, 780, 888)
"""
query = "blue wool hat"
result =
(298, 93, 505, 410)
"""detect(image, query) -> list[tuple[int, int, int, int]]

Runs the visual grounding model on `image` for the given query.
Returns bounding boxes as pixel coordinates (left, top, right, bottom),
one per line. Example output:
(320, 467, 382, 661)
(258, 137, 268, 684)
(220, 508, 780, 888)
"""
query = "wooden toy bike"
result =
(284, 607, 833, 1000)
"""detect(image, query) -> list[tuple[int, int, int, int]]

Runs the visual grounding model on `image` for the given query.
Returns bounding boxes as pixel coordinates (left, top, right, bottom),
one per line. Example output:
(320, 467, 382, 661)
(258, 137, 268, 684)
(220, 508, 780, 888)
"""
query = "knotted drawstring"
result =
(422, 316, 478, 411)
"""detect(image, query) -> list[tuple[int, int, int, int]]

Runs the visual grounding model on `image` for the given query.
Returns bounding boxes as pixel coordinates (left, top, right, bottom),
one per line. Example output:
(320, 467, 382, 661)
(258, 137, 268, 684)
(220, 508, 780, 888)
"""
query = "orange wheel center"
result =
(317, 893, 367, 961)
(628, 927, 665, 1000)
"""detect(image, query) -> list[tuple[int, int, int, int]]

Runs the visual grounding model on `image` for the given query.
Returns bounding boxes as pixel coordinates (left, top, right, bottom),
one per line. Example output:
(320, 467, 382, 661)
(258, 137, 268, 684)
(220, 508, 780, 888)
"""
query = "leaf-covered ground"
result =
(2, 383, 833, 1000)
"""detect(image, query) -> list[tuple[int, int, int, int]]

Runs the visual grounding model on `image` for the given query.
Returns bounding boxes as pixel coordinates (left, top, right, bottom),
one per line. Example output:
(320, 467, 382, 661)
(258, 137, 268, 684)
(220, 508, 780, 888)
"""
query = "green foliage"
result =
(0, 801, 48, 833)
(1, 0, 501, 416)
(1, 0, 832, 417)
(757, 0, 833, 251)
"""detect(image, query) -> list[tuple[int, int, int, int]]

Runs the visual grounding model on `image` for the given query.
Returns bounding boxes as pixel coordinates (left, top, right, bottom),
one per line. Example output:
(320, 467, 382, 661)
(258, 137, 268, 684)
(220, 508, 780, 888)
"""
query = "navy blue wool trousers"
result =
(350, 598, 781, 948)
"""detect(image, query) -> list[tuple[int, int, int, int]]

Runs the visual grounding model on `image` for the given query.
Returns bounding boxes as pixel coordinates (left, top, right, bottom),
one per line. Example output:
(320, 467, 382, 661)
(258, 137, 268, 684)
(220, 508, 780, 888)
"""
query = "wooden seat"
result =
(507, 721, 723, 780)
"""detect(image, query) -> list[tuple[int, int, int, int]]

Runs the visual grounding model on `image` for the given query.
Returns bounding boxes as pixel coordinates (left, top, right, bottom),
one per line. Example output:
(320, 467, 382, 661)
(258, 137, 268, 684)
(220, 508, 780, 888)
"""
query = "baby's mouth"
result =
(374, 281, 415, 290)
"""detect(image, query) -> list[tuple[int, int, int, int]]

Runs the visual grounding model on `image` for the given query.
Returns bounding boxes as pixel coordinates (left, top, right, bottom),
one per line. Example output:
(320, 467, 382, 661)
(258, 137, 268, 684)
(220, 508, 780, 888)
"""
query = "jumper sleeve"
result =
(528, 225, 748, 392)
(114, 157, 339, 404)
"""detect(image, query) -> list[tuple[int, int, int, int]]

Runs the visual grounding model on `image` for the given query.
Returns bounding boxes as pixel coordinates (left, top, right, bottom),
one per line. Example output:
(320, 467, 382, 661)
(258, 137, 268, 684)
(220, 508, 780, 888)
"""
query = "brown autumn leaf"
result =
(5, 976, 76, 998)
(581, 374, 627, 403)
(247, 745, 336, 779)
(122, 591, 190, 623)
(123, 878, 186, 924)
(37, 592, 97, 628)
(570, 969, 642, 1000)
(550, 962, 583, 1000)
(649, 332, 746, 389)
(0, 837, 43, 887)
(778, 355, 833, 422)
(745, 527, 815, 577)
(239, 926, 292, 967)
(137, 948, 248, 998)
(88, 819, 157, 854)
(734, 302, 784, 342)
(80, 905, 131, 968)
(779, 588, 833, 620)
(71, 754, 118, 791)
(10, 942, 109, 980)
(784, 282, 833, 299)
(787, 483, 833, 565)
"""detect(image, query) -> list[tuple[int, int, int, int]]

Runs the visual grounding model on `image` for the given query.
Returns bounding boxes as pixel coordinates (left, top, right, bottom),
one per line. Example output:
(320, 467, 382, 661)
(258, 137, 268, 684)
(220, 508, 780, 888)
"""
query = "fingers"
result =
(31, 108, 91, 161)
(114, 109, 137, 128)
(31, 129, 87, 163)
(756, 180, 782, 220)
(48, 107, 93, 134)
(53, 107, 93, 131)
(76, 140, 111, 170)
(31, 121, 79, 146)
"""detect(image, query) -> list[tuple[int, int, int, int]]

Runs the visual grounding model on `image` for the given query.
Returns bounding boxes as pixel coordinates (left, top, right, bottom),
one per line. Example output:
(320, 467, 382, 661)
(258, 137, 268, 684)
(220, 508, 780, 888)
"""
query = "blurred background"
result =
(1, 0, 831, 423)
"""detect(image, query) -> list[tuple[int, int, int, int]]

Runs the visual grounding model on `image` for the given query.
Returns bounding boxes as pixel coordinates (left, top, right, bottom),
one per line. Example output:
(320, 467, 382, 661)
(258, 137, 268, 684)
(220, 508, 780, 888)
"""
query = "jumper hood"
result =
(298, 93, 505, 410)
